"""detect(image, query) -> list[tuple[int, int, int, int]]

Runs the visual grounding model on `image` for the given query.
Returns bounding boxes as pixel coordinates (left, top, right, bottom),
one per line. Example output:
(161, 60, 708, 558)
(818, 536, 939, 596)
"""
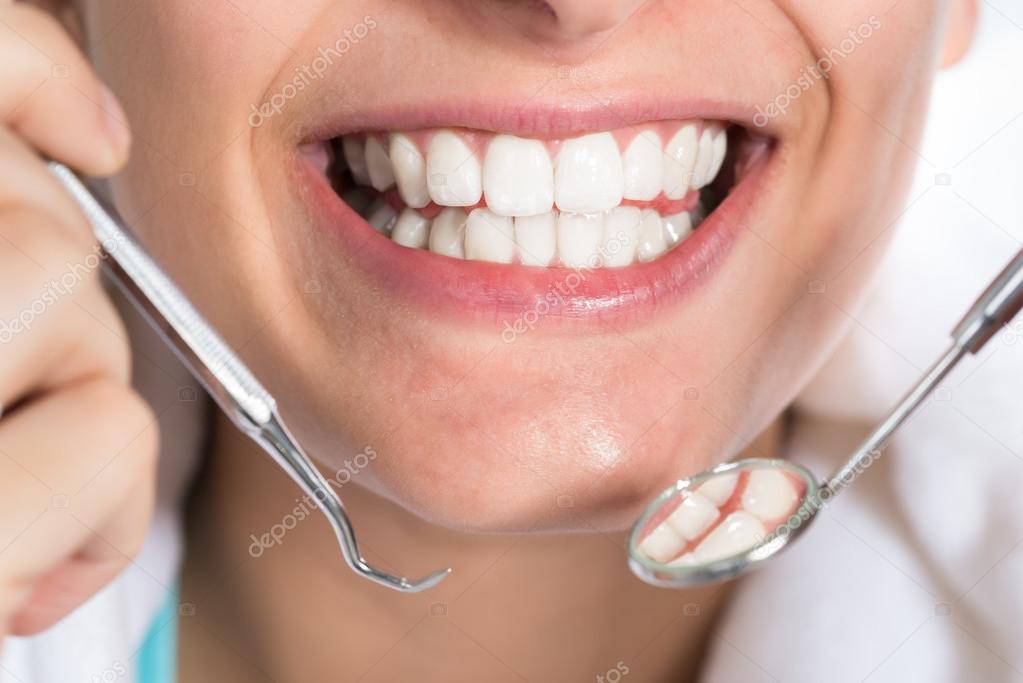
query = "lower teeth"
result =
(350, 200, 708, 268)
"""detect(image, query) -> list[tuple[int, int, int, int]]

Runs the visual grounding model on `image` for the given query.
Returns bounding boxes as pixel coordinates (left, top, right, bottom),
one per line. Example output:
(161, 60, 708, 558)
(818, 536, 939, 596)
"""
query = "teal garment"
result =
(136, 589, 178, 683)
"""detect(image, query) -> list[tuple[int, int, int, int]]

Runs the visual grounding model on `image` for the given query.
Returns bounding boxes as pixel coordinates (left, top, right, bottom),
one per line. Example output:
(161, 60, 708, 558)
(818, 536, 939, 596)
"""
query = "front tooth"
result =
(602, 207, 641, 267)
(690, 127, 717, 189)
(663, 124, 699, 200)
(429, 208, 467, 258)
(663, 211, 693, 248)
(557, 212, 604, 268)
(391, 208, 431, 249)
(697, 473, 738, 507)
(465, 209, 515, 263)
(427, 131, 482, 207)
(621, 131, 663, 201)
(514, 213, 557, 267)
(693, 511, 766, 563)
(636, 210, 667, 262)
(389, 133, 430, 209)
(664, 492, 720, 541)
(554, 132, 624, 213)
(638, 522, 686, 564)
(741, 469, 800, 522)
(342, 137, 372, 186)
(483, 135, 554, 217)
(364, 136, 395, 192)
(367, 201, 398, 235)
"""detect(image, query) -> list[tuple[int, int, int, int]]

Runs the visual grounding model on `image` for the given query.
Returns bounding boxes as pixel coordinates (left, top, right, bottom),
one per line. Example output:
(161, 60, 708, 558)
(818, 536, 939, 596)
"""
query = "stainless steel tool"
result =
(48, 161, 450, 593)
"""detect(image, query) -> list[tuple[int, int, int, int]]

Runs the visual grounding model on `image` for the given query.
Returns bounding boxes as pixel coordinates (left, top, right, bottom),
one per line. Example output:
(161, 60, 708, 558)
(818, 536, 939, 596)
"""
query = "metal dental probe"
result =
(47, 161, 451, 593)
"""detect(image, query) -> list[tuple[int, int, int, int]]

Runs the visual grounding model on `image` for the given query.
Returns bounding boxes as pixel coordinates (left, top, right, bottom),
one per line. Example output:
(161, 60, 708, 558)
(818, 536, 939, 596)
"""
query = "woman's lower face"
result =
(82, 0, 947, 533)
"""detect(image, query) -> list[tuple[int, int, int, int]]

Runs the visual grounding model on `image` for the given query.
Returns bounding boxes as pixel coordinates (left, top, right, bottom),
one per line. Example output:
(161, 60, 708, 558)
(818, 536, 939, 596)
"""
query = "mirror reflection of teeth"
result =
(667, 552, 698, 568)
(741, 469, 800, 521)
(638, 468, 800, 566)
(638, 522, 688, 564)
(690, 511, 767, 564)
(664, 492, 720, 541)
(695, 472, 739, 506)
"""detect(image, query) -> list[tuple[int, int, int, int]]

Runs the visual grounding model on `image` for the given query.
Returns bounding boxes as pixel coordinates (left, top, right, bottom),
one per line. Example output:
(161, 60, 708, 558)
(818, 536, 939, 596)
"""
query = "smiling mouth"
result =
(296, 109, 775, 323)
(304, 118, 768, 268)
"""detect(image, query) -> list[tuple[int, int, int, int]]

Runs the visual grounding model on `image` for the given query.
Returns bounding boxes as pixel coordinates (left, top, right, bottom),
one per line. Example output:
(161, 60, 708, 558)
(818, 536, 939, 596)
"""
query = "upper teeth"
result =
(364, 136, 396, 192)
(340, 120, 730, 267)
(427, 131, 483, 207)
(389, 133, 430, 209)
(348, 122, 727, 215)
(554, 132, 625, 213)
(621, 131, 664, 201)
(483, 134, 555, 217)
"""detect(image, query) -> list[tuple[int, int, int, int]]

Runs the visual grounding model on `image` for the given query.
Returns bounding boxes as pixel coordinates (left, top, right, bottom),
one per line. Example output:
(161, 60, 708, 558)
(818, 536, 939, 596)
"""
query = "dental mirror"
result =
(630, 246, 1023, 588)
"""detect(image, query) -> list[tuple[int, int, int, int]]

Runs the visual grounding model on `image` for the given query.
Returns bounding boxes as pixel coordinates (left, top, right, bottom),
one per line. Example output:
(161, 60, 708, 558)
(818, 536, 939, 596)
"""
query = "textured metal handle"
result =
(47, 161, 275, 425)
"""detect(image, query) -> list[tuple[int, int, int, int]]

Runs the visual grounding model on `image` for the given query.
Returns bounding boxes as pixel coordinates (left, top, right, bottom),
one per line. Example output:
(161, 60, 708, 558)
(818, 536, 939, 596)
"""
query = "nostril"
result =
(542, 0, 644, 39)
(526, 0, 556, 17)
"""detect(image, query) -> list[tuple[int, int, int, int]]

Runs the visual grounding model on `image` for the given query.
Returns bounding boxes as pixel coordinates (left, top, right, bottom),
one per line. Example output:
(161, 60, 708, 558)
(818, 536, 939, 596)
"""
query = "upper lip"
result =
(297, 94, 782, 143)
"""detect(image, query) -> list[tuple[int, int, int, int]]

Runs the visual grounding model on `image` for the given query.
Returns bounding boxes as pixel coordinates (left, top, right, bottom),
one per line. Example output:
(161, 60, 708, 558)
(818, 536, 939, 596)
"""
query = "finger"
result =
(8, 458, 157, 635)
(0, 201, 130, 410)
(0, 4, 130, 175)
(0, 115, 99, 236)
(0, 377, 159, 588)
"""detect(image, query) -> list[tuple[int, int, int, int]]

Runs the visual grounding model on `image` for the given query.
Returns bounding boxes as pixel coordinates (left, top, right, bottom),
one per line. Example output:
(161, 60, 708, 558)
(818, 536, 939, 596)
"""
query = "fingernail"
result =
(99, 83, 131, 162)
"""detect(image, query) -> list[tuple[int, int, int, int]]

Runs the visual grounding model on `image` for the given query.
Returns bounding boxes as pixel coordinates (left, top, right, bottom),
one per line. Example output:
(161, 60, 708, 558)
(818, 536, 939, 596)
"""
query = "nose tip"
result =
(541, 0, 647, 39)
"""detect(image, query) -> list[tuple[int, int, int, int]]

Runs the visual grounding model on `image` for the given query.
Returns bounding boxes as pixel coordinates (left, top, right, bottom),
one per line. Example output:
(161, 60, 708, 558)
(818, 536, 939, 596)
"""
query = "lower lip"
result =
(298, 150, 775, 328)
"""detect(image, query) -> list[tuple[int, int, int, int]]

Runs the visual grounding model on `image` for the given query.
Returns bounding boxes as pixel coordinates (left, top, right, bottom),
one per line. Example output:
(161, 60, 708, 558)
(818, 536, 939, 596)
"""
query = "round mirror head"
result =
(628, 459, 819, 588)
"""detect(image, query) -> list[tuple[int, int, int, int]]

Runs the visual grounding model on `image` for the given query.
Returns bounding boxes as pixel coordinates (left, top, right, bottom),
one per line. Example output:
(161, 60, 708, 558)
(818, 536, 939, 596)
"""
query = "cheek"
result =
(86, 2, 275, 127)
(85, 2, 340, 343)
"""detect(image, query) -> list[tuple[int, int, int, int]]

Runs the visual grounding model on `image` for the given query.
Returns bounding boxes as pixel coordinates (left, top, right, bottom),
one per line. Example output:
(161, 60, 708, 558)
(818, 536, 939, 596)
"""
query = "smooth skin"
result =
(0, 0, 976, 680)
